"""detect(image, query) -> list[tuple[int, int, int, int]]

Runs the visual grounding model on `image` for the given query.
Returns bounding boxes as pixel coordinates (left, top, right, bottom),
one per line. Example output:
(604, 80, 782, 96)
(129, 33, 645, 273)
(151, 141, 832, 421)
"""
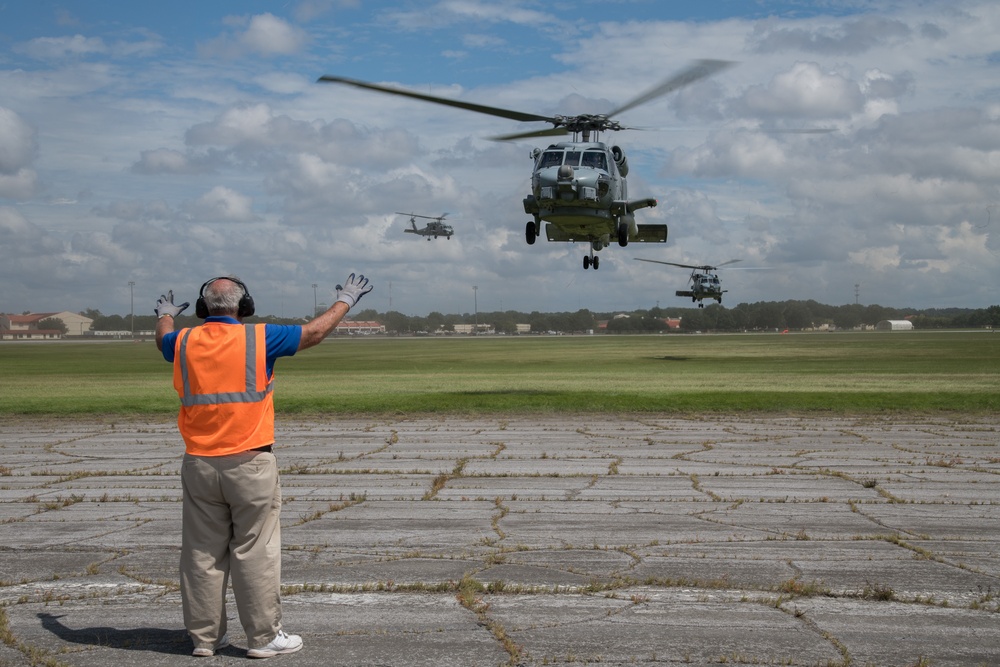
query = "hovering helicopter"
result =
(634, 258, 743, 307)
(318, 60, 733, 270)
(398, 212, 454, 240)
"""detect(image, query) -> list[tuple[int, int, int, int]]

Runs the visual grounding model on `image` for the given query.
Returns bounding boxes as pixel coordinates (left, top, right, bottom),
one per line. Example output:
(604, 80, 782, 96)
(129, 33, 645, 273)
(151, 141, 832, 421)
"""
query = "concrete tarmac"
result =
(0, 415, 998, 666)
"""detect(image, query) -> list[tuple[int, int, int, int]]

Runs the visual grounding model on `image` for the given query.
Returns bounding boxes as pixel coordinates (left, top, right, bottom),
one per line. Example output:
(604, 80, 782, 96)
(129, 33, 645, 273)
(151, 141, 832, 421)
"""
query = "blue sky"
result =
(1, 0, 998, 319)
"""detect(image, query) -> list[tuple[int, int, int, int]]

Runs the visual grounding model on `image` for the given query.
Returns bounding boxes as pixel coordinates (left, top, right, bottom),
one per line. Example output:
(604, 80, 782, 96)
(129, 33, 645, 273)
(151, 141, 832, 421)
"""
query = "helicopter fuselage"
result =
(676, 272, 726, 307)
(405, 220, 453, 239)
(522, 142, 665, 268)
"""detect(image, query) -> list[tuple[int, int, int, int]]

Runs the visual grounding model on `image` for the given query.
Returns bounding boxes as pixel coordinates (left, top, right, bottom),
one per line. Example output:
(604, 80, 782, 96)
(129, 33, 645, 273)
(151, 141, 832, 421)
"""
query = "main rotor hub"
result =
(551, 114, 624, 140)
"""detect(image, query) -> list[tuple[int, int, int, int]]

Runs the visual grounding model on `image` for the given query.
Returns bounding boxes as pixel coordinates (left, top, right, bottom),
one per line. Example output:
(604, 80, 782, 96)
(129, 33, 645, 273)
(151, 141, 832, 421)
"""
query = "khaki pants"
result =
(180, 450, 283, 650)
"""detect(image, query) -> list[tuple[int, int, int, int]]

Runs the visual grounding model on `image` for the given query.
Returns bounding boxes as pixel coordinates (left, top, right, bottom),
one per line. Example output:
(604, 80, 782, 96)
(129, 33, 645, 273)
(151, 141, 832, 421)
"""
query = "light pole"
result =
(473, 285, 478, 336)
(128, 281, 135, 339)
(311, 283, 318, 318)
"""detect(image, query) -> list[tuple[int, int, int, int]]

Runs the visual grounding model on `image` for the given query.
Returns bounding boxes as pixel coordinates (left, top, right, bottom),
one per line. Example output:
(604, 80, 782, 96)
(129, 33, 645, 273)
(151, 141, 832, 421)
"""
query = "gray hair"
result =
(203, 277, 245, 316)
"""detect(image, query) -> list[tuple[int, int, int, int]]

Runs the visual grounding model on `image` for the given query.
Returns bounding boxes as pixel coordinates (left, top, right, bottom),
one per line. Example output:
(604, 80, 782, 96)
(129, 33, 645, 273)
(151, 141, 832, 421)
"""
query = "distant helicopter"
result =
(635, 258, 743, 307)
(318, 60, 733, 270)
(398, 212, 454, 240)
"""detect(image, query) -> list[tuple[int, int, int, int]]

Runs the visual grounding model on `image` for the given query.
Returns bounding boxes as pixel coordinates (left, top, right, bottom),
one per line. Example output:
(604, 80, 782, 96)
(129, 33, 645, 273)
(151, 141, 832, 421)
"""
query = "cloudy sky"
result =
(1, 0, 998, 318)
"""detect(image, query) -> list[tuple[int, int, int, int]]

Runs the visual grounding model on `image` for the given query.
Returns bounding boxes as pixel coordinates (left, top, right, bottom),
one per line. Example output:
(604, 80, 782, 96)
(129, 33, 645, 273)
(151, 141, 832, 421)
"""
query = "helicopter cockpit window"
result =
(563, 151, 581, 167)
(538, 151, 563, 169)
(581, 151, 607, 170)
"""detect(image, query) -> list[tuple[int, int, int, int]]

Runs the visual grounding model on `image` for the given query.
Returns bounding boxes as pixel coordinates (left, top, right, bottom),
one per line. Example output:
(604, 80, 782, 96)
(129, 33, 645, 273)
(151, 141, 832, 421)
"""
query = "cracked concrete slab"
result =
(0, 414, 998, 666)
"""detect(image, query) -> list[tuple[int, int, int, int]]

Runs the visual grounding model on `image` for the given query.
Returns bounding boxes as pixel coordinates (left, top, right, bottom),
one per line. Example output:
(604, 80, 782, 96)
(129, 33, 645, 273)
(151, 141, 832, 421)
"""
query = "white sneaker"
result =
(247, 630, 303, 659)
(192, 633, 230, 657)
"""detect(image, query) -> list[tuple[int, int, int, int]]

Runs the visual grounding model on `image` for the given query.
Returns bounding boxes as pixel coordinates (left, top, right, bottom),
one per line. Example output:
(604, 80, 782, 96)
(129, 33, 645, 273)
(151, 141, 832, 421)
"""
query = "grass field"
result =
(1, 331, 997, 415)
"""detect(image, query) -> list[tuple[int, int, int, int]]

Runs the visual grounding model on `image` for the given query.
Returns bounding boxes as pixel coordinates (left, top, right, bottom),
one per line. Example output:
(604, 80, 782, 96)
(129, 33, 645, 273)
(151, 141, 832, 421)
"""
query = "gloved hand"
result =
(335, 273, 373, 309)
(155, 290, 189, 319)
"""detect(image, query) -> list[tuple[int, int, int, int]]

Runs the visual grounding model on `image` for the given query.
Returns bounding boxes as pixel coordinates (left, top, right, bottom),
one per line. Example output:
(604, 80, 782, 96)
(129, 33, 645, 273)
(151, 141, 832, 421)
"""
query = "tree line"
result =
(78, 301, 1000, 335)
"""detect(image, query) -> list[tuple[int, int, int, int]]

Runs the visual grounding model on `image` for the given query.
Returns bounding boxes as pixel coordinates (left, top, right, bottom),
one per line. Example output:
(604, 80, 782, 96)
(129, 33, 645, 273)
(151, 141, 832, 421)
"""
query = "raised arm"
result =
(154, 290, 189, 351)
(298, 274, 373, 351)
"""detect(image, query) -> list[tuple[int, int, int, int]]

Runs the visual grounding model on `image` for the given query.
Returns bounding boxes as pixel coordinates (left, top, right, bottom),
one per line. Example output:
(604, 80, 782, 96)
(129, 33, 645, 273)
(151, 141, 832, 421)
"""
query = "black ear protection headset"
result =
(195, 277, 255, 319)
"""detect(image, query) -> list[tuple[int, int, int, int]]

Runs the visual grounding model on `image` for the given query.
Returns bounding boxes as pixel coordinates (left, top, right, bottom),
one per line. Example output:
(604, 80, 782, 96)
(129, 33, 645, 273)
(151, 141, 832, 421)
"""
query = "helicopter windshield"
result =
(581, 150, 607, 170)
(538, 151, 563, 169)
(537, 149, 607, 171)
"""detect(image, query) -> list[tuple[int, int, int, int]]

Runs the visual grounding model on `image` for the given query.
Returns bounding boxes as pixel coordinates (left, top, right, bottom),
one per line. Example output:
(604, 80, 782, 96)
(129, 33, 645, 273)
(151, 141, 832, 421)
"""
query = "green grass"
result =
(1, 331, 997, 415)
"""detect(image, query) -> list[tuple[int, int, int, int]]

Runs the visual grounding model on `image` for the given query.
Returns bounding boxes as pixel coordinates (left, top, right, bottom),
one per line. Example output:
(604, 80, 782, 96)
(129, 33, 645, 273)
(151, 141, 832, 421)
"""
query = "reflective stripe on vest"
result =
(177, 325, 273, 407)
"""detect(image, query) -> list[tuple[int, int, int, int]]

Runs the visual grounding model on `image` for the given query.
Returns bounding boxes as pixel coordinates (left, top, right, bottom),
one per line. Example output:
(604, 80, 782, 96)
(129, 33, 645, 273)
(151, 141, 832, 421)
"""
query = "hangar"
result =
(876, 320, 914, 331)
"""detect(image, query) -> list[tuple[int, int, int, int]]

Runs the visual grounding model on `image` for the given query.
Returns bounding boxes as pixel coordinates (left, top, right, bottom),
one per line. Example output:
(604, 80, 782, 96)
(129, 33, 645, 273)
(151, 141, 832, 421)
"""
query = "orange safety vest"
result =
(172, 322, 275, 456)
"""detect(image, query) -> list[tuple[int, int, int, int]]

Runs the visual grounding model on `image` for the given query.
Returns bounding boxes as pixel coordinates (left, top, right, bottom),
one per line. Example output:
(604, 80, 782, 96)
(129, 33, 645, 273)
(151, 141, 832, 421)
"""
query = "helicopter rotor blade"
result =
(636, 257, 749, 272)
(634, 257, 701, 270)
(489, 126, 570, 142)
(607, 59, 735, 118)
(317, 75, 556, 125)
(761, 127, 836, 135)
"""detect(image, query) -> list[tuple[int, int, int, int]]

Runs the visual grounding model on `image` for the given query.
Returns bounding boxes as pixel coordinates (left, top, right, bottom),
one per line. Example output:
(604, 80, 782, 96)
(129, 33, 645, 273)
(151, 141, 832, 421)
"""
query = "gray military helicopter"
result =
(398, 212, 453, 240)
(635, 257, 743, 307)
(319, 60, 733, 270)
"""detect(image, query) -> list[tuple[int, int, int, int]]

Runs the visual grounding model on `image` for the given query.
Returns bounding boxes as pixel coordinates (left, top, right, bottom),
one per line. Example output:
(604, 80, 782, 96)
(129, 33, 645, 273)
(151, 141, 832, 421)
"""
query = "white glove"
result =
(155, 290, 189, 318)
(335, 273, 373, 309)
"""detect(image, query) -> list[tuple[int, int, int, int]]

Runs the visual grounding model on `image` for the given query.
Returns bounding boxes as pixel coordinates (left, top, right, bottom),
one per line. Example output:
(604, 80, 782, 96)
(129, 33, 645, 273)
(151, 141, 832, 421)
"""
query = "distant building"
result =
(875, 320, 914, 331)
(333, 320, 385, 335)
(0, 311, 94, 340)
(451, 323, 494, 335)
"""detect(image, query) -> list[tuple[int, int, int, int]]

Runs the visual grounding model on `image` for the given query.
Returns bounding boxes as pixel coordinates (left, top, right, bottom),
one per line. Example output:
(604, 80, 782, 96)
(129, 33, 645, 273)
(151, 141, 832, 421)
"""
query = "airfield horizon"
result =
(1, 330, 996, 416)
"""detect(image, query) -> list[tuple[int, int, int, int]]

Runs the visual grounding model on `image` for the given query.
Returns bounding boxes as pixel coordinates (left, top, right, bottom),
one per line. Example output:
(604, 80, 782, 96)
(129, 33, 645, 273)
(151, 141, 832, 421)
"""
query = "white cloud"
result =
(0, 108, 36, 174)
(185, 186, 258, 222)
(0, 206, 65, 258)
(0, 108, 39, 199)
(849, 244, 902, 271)
(385, 0, 557, 30)
(93, 200, 176, 222)
(185, 104, 421, 171)
(131, 148, 199, 175)
(69, 230, 137, 267)
(736, 62, 865, 119)
(241, 13, 309, 55)
(0, 169, 40, 200)
(200, 13, 308, 58)
(750, 16, 914, 55)
(15, 34, 108, 60)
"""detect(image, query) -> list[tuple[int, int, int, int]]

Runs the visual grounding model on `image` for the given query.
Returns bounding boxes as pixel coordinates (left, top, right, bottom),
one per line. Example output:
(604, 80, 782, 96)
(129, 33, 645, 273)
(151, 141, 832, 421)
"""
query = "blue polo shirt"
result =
(160, 316, 302, 377)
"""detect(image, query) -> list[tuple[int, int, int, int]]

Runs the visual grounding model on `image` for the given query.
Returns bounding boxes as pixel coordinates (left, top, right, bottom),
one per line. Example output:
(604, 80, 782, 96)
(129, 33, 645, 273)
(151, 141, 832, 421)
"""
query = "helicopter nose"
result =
(557, 164, 574, 180)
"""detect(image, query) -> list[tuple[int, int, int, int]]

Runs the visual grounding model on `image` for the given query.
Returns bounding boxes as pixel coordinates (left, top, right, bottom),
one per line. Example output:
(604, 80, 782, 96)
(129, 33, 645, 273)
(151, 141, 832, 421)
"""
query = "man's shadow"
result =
(38, 613, 231, 656)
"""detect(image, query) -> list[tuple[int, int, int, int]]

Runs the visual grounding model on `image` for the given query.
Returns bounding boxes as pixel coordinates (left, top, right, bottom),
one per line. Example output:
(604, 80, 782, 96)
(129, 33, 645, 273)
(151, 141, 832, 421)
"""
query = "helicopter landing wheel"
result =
(583, 255, 590, 270)
(592, 255, 599, 269)
(617, 221, 629, 247)
(525, 220, 537, 245)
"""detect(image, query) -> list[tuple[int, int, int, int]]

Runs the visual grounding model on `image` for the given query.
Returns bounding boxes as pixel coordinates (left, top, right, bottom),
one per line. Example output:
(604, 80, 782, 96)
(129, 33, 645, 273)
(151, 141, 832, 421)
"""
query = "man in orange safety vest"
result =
(155, 273, 372, 658)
